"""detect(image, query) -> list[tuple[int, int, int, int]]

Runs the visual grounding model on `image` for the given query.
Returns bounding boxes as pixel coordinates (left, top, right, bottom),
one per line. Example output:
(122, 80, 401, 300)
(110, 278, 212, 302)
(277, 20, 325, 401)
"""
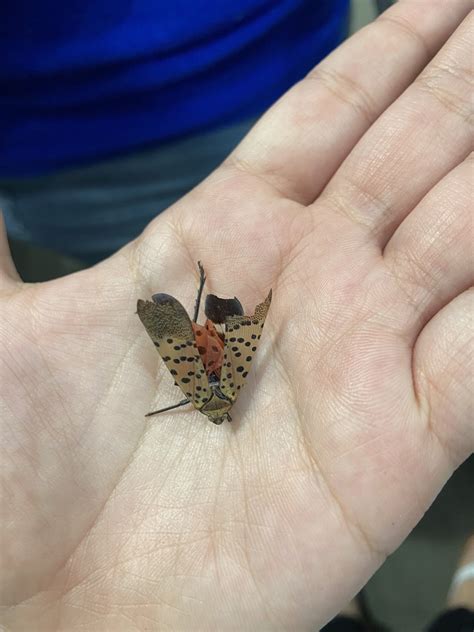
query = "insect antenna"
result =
(145, 398, 190, 417)
(193, 261, 206, 322)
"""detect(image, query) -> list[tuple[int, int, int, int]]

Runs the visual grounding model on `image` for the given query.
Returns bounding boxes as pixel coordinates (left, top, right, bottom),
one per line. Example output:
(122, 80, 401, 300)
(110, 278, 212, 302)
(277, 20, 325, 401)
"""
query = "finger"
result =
(225, 0, 471, 204)
(0, 211, 21, 288)
(323, 11, 472, 246)
(383, 155, 473, 335)
(414, 289, 473, 466)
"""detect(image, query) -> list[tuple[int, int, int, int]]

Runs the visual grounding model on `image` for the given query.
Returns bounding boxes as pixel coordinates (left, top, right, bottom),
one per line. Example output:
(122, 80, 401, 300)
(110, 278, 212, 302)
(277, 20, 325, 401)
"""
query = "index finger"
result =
(225, 0, 471, 205)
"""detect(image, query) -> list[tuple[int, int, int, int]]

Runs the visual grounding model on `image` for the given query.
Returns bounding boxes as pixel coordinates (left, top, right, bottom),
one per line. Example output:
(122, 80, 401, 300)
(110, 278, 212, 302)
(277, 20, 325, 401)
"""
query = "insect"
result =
(137, 262, 272, 424)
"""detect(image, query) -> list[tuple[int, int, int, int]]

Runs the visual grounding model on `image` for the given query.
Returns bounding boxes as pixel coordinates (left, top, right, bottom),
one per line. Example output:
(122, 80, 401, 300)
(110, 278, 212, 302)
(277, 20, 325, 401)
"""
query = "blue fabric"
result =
(0, 0, 349, 177)
(0, 118, 258, 262)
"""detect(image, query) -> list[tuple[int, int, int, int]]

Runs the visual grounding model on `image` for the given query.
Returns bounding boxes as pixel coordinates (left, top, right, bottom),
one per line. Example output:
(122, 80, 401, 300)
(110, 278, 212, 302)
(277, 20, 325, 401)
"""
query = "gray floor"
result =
(367, 457, 474, 630)
(7, 2, 474, 631)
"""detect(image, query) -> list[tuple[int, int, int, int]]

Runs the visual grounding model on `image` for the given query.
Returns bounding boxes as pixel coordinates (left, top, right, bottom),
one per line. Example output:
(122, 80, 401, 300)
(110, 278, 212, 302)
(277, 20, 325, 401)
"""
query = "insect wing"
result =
(137, 293, 212, 410)
(219, 290, 272, 402)
(204, 294, 244, 324)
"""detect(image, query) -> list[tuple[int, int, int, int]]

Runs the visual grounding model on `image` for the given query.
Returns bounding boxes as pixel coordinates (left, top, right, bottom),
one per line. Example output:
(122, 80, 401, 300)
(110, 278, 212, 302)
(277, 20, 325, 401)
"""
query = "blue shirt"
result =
(0, 0, 349, 177)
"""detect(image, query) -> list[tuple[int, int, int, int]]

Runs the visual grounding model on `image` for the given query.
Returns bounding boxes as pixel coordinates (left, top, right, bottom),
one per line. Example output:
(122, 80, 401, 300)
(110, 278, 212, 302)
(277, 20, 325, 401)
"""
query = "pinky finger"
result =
(0, 211, 21, 288)
(414, 289, 474, 467)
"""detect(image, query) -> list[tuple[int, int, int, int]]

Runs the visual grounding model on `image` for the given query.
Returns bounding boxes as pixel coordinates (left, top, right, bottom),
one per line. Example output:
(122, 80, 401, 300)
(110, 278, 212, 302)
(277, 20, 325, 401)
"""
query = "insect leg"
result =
(193, 261, 206, 322)
(145, 398, 190, 417)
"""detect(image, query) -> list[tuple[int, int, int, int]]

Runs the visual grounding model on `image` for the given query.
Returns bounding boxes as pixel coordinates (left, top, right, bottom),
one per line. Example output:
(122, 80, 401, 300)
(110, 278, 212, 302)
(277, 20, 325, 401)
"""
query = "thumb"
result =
(0, 210, 21, 287)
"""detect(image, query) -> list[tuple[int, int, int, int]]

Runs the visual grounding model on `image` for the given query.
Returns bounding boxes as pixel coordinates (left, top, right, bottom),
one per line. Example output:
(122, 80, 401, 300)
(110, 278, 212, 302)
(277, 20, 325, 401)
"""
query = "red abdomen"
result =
(192, 320, 224, 377)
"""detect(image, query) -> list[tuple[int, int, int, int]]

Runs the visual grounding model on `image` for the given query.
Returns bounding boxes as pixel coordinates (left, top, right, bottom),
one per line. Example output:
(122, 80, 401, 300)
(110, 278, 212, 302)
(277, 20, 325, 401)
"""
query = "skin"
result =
(0, 1, 472, 629)
(448, 536, 474, 609)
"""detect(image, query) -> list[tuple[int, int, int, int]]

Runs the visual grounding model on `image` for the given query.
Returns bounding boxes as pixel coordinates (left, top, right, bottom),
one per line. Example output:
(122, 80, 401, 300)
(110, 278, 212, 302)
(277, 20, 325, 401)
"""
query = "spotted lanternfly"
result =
(137, 262, 272, 424)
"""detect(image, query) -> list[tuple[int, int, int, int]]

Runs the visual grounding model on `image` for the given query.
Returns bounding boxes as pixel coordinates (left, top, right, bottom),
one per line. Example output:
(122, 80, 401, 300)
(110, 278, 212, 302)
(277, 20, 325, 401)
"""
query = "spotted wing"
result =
(219, 290, 272, 402)
(137, 293, 212, 410)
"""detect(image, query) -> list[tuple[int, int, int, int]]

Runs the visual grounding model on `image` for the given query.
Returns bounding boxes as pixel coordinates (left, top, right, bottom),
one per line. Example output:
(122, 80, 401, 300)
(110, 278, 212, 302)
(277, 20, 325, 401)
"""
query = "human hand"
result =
(1, 2, 472, 629)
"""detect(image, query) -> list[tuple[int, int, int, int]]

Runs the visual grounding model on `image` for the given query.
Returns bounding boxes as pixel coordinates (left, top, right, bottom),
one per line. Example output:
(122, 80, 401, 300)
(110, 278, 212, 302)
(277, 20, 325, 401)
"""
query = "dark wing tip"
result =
(137, 298, 152, 314)
(205, 294, 244, 323)
(262, 289, 272, 308)
(151, 293, 176, 305)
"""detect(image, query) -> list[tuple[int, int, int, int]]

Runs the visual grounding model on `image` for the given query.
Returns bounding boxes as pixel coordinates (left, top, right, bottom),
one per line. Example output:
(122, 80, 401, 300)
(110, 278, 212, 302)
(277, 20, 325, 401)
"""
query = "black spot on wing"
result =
(136, 295, 212, 408)
(219, 290, 271, 402)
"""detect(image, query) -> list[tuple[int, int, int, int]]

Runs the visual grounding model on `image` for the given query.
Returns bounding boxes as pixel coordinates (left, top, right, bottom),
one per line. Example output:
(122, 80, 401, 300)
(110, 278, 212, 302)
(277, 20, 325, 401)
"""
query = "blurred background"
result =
(2, 2, 472, 630)
(4, 0, 382, 282)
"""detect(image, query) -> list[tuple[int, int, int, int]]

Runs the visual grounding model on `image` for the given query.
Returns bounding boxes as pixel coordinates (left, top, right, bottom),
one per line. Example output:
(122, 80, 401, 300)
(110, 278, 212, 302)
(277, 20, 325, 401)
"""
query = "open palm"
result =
(1, 3, 472, 630)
